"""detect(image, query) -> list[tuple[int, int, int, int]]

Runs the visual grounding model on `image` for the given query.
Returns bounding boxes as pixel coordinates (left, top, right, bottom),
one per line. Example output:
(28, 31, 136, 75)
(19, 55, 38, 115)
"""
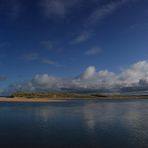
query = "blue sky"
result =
(0, 0, 148, 93)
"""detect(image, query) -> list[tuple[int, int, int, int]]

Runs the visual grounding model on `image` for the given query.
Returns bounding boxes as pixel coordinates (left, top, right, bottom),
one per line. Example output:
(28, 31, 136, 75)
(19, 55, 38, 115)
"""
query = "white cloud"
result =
(80, 66, 96, 80)
(118, 61, 148, 86)
(31, 74, 62, 89)
(3, 60, 148, 95)
(85, 48, 102, 56)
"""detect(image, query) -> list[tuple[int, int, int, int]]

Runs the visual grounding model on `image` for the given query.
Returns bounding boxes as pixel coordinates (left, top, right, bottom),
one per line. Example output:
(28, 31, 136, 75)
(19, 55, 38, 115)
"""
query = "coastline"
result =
(0, 97, 68, 102)
(0, 95, 148, 103)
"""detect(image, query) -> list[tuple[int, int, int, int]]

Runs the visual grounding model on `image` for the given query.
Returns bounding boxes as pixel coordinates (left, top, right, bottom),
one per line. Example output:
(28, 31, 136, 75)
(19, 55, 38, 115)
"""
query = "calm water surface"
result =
(0, 99, 148, 148)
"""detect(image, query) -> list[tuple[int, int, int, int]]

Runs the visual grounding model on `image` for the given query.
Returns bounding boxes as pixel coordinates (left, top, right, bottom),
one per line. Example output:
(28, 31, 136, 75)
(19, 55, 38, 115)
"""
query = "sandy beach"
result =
(0, 97, 68, 102)
(0, 95, 148, 103)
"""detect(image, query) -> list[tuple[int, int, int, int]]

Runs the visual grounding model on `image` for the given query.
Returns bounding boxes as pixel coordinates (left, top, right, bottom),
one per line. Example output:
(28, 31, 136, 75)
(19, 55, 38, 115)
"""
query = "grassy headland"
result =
(0, 92, 148, 102)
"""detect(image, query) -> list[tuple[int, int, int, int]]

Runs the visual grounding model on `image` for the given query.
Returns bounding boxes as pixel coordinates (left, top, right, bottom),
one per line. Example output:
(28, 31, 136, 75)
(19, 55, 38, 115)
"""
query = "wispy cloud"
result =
(72, 0, 137, 43)
(72, 31, 93, 44)
(40, 41, 53, 50)
(42, 58, 63, 67)
(85, 47, 102, 56)
(42, 59, 55, 65)
(40, 40, 62, 52)
(23, 53, 39, 61)
(85, 0, 135, 28)
(0, 0, 22, 19)
(0, 76, 7, 81)
(22, 52, 63, 67)
(41, 0, 81, 18)
(10, 0, 21, 19)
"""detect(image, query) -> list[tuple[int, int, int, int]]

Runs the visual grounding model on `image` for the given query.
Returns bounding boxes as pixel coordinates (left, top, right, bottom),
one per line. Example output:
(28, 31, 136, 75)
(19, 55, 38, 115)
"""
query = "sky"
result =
(0, 0, 148, 94)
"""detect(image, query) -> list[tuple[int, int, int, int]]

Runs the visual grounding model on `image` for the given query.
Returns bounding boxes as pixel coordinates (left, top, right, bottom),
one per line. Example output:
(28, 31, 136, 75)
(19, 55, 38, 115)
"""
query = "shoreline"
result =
(0, 96, 148, 103)
(0, 97, 68, 102)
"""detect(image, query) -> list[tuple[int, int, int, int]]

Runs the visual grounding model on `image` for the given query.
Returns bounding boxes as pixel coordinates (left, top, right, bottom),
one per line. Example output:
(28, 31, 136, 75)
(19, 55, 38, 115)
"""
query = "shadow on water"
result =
(0, 99, 148, 148)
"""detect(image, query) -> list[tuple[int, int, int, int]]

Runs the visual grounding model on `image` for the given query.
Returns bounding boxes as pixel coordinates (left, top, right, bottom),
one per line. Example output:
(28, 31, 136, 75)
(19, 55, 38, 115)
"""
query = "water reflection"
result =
(0, 100, 148, 148)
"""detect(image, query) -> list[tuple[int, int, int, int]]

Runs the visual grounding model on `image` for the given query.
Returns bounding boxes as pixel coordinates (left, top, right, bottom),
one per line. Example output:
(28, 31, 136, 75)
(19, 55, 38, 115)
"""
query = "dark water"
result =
(0, 99, 148, 148)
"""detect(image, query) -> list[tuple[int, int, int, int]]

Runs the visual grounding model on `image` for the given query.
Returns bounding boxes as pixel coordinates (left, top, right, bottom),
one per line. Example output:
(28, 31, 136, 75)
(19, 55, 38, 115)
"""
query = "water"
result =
(0, 99, 148, 148)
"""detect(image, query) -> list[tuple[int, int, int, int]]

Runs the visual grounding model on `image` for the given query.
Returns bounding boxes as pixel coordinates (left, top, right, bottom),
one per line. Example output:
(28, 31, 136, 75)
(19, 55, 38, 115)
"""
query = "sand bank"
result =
(0, 97, 68, 102)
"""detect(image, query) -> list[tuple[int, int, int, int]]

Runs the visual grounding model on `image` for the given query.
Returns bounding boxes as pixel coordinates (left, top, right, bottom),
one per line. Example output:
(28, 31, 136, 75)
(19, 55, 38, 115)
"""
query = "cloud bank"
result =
(3, 60, 148, 95)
